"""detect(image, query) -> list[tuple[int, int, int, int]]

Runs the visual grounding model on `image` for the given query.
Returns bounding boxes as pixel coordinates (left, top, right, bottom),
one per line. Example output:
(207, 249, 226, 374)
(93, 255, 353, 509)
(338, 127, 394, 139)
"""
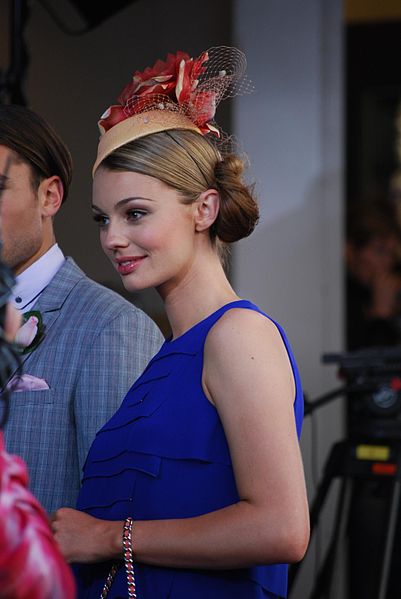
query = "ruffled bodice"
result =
(75, 300, 304, 598)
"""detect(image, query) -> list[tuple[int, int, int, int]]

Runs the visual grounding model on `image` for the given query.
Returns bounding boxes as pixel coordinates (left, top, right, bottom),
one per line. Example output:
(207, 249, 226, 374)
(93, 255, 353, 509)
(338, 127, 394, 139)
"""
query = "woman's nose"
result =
(102, 224, 129, 250)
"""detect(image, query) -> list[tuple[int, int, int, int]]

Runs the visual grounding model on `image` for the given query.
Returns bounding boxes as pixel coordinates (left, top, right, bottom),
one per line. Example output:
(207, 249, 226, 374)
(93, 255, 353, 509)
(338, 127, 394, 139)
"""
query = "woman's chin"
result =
(121, 278, 151, 294)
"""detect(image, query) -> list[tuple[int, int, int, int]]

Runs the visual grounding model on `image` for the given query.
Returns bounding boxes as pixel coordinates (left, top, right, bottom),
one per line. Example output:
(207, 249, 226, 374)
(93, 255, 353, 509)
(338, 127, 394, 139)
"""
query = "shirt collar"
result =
(12, 244, 65, 312)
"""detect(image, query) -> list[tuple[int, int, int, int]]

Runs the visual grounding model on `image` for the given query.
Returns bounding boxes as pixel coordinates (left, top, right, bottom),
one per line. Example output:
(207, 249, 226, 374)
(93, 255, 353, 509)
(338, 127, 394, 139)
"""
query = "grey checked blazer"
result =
(2, 258, 163, 513)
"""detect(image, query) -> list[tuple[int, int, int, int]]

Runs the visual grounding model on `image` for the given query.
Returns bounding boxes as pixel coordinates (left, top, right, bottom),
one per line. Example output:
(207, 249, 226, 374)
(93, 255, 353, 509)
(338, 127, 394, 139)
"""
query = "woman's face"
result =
(92, 168, 198, 296)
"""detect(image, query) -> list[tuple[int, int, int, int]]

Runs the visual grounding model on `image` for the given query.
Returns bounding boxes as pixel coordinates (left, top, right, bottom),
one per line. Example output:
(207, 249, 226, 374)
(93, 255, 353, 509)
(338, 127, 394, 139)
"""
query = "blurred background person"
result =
(345, 201, 401, 350)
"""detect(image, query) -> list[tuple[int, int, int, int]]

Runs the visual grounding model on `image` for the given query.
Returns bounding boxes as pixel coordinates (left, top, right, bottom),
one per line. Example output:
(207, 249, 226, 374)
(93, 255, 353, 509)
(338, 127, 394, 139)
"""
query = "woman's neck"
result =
(160, 256, 239, 340)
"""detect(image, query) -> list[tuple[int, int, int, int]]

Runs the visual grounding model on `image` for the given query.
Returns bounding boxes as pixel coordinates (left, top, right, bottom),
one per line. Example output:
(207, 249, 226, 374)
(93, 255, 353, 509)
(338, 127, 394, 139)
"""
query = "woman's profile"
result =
(52, 46, 309, 599)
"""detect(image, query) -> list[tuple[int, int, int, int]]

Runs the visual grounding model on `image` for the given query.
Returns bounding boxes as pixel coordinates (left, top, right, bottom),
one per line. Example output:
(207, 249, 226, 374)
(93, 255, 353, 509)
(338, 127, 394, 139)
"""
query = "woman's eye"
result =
(127, 209, 146, 221)
(92, 214, 109, 227)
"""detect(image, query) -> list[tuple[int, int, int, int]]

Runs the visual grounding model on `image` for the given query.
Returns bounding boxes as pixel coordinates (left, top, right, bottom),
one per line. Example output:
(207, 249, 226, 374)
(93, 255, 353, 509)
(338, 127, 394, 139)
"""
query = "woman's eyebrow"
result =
(91, 196, 155, 212)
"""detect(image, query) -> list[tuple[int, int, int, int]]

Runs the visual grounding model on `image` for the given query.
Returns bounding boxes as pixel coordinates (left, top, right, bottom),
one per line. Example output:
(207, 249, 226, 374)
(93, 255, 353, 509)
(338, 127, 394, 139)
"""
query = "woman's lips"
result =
(115, 257, 146, 275)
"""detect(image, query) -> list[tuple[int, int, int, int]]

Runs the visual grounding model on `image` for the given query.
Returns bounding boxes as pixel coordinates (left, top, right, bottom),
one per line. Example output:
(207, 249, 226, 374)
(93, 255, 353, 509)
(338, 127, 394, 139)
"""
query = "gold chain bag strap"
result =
(101, 517, 137, 598)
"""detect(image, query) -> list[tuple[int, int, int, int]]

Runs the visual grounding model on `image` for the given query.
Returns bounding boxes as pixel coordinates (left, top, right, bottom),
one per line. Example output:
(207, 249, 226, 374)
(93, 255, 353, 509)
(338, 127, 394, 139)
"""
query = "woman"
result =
(0, 256, 75, 597)
(52, 47, 309, 598)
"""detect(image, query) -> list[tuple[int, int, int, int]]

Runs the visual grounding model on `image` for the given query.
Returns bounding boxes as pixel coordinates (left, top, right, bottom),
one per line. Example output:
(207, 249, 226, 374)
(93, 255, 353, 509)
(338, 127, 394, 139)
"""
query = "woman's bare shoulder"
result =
(205, 306, 284, 356)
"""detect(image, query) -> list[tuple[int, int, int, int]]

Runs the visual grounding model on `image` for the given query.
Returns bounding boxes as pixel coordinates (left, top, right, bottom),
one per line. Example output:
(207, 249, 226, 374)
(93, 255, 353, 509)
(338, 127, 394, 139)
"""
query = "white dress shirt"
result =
(12, 244, 65, 312)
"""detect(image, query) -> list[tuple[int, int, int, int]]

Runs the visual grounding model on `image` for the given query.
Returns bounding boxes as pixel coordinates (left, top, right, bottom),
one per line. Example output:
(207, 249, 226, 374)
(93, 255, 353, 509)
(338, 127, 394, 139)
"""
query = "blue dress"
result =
(75, 300, 304, 598)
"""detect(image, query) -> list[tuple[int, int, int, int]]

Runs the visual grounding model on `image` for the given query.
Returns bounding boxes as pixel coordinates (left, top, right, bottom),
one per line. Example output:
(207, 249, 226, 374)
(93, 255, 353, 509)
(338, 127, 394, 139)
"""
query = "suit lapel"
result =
(9, 258, 87, 376)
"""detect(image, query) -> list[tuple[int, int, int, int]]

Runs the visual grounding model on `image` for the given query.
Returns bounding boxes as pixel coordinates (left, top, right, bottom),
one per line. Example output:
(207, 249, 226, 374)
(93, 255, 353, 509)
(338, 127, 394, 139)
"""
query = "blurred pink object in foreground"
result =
(0, 432, 75, 598)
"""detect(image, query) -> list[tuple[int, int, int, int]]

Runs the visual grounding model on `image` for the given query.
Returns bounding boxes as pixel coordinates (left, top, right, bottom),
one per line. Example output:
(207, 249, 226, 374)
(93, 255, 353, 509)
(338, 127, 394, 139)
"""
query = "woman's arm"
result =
(52, 308, 309, 568)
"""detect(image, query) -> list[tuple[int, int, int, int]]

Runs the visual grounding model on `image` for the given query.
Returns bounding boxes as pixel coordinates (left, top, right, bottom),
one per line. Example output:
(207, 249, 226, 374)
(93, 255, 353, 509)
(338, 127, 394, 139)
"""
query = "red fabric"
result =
(98, 50, 216, 135)
(0, 433, 75, 598)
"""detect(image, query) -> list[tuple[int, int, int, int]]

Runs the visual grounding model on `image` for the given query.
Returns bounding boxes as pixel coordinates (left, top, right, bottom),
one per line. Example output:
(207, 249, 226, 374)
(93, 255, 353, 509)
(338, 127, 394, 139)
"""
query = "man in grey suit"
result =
(0, 105, 163, 513)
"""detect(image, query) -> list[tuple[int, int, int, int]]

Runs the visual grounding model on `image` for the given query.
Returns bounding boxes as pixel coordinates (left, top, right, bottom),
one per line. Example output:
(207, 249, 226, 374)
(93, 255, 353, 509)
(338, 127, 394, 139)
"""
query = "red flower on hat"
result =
(118, 51, 192, 103)
(99, 50, 219, 136)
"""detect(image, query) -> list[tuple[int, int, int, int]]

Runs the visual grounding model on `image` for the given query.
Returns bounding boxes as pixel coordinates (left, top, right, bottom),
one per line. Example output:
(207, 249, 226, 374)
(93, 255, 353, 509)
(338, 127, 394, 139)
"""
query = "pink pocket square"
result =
(7, 374, 50, 392)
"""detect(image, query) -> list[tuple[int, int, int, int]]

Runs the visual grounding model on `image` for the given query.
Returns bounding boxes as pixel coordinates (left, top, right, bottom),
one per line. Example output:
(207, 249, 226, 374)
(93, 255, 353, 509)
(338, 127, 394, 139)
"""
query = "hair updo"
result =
(101, 129, 259, 246)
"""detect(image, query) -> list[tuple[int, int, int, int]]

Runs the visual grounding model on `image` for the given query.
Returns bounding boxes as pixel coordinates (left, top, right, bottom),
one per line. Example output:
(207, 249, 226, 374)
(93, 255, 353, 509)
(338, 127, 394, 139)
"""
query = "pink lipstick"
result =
(115, 256, 146, 275)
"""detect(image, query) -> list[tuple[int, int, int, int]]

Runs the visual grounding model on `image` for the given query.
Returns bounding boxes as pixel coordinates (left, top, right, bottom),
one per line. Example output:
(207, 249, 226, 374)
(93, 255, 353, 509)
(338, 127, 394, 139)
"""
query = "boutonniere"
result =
(15, 311, 45, 354)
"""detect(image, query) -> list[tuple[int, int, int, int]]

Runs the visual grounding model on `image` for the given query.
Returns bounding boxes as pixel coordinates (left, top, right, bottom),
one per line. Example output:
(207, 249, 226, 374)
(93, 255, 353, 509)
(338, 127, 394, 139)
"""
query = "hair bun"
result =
(213, 155, 259, 242)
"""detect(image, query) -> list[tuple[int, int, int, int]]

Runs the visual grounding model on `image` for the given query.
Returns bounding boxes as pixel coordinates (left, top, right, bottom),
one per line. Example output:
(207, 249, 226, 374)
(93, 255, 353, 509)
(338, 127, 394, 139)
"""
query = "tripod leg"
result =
(377, 478, 401, 599)
(288, 443, 347, 595)
(328, 479, 353, 599)
(309, 476, 352, 599)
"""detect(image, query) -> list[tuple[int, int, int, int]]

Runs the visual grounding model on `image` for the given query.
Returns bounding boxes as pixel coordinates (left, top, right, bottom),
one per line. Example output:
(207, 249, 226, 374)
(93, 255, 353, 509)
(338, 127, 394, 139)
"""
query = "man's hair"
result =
(0, 105, 73, 202)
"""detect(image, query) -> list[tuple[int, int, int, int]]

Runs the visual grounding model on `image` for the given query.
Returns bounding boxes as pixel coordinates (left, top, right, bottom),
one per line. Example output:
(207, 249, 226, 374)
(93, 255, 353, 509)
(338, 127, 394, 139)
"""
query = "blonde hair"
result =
(101, 129, 259, 246)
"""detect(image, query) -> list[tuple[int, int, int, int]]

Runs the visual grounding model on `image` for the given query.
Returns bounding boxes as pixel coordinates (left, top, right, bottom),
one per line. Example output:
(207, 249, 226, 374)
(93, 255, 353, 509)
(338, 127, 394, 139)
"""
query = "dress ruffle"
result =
(76, 300, 302, 598)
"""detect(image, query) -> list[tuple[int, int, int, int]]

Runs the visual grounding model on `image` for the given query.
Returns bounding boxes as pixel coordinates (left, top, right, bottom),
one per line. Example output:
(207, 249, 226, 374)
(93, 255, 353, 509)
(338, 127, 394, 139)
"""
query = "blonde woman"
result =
(52, 47, 309, 599)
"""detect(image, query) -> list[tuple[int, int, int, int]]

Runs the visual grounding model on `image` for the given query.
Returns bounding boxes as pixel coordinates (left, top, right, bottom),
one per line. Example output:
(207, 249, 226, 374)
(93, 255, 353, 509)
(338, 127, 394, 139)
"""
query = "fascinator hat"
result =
(92, 46, 252, 176)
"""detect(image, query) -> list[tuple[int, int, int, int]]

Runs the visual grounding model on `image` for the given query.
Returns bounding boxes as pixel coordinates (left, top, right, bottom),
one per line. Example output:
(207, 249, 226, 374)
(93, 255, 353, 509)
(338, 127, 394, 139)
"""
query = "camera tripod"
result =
(288, 435, 401, 598)
(288, 378, 401, 599)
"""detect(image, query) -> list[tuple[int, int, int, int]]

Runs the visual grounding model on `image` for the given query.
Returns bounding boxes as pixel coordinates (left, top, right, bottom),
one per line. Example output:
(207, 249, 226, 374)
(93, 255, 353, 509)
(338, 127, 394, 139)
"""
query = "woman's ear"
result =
(194, 189, 220, 232)
(38, 176, 64, 217)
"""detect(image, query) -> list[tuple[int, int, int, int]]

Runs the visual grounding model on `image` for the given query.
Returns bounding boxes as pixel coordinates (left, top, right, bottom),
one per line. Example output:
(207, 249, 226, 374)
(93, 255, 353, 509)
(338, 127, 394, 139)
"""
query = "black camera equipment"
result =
(324, 347, 401, 439)
(1, 0, 136, 106)
(0, 0, 29, 105)
(289, 347, 401, 599)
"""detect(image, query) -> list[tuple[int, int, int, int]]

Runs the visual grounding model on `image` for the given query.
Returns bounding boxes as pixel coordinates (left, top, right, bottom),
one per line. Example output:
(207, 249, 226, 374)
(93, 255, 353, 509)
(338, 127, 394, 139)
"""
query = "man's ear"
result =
(194, 189, 220, 232)
(38, 176, 64, 217)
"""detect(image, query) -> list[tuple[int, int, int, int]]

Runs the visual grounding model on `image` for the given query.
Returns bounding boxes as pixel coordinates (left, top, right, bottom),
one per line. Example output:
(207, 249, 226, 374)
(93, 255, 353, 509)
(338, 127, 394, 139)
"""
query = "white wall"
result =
(233, 1, 345, 596)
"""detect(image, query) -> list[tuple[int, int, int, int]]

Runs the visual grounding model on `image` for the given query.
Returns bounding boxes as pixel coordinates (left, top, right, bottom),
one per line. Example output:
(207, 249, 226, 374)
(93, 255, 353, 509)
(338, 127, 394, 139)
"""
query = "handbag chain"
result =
(100, 517, 137, 598)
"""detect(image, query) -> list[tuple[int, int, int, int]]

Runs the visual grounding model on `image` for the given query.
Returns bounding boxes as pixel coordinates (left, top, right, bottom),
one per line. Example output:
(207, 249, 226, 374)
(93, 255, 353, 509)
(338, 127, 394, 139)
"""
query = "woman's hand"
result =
(51, 507, 122, 563)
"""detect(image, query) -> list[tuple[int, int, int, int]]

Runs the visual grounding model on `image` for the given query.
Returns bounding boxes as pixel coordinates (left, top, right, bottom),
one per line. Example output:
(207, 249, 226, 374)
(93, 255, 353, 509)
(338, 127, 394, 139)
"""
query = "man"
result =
(0, 105, 163, 513)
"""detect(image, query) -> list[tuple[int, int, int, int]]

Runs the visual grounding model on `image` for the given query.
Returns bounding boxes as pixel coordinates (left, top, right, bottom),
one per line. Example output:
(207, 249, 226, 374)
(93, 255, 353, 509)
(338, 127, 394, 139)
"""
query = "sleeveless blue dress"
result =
(75, 300, 304, 598)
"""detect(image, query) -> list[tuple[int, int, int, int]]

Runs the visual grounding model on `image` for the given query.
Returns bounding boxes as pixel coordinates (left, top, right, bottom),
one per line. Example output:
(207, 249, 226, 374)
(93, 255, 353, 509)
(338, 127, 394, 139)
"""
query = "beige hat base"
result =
(93, 110, 201, 176)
